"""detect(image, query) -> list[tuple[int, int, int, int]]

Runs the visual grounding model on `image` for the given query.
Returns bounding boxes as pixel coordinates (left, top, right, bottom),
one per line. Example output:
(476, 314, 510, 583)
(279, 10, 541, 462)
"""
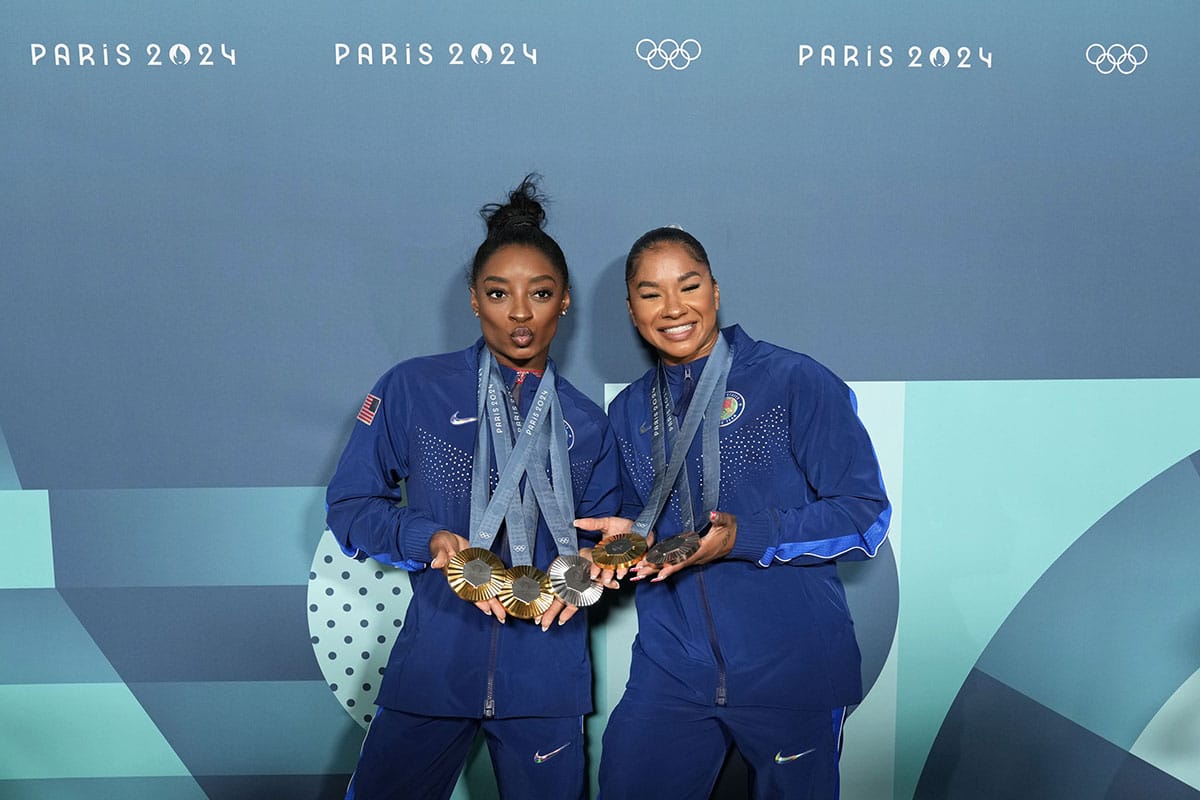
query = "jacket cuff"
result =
(399, 516, 442, 565)
(728, 510, 779, 566)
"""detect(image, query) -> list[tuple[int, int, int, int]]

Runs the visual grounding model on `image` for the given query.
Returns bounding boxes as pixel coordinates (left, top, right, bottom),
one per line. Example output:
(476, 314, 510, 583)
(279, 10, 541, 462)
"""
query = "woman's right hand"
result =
(573, 516, 646, 583)
(430, 530, 508, 623)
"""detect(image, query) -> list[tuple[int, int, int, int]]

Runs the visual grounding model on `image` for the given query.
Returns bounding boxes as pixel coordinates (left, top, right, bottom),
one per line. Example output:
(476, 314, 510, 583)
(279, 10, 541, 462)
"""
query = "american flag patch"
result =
(357, 394, 381, 425)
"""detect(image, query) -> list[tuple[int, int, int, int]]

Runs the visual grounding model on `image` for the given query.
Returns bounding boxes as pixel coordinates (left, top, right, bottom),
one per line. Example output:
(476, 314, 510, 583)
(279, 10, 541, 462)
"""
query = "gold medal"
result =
(590, 532, 648, 570)
(445, 547, 506, 602)
(497, 565, 556, 619)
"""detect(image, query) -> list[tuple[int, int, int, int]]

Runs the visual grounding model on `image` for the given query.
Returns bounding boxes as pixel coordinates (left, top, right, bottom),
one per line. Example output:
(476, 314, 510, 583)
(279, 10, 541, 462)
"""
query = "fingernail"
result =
(710, 510, 718, 521)
(558, 617, 566, 626)
(534, 616, 542, 626)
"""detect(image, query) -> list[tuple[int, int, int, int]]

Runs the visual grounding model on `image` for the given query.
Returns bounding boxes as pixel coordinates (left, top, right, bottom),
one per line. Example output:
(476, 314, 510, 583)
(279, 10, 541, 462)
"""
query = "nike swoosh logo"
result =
(450, 412, 478, 426)
(533, 742, 571, 763)
(774, 748, 815, 764)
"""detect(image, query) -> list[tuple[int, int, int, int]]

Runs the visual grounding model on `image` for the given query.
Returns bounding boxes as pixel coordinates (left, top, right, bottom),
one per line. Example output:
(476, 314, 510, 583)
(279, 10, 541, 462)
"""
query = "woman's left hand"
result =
(631, 510, 737, 582)
(534, 546, 615, 631)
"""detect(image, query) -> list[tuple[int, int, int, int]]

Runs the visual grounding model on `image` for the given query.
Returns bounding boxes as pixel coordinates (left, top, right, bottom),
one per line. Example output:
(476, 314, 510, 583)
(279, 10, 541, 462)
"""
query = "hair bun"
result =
(480, 174, 547, 236)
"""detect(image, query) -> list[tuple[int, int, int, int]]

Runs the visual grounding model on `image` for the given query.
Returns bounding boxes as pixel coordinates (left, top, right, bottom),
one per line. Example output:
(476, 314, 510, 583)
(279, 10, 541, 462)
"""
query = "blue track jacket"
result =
(609, 325, 890, 710)
(326, 341, 621, 718)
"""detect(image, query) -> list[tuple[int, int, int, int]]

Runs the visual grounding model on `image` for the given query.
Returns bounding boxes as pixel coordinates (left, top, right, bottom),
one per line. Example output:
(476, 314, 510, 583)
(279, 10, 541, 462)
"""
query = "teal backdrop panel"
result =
(0, 489, 54, 590)
(897, 380, 1200, 800)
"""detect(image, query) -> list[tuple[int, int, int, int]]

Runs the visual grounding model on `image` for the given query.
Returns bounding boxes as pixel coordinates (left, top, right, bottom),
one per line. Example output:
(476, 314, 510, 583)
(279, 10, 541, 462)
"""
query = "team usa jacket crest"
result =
(608, 325, 891, 710)
(326, 341, 621, 718)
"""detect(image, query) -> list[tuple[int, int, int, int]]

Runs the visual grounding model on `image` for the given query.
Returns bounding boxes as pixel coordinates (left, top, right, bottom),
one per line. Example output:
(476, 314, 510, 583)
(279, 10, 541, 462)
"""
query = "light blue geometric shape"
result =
(0, 683, 191, 779)
(0, 490, 54, 589)
(1132, 666, 1200, 791)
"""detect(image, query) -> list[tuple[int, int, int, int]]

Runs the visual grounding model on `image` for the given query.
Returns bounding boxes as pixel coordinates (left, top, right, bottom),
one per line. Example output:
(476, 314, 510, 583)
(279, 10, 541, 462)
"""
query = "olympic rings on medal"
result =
(636, 38, 702, 71)
(1085, 43, 1147, 75)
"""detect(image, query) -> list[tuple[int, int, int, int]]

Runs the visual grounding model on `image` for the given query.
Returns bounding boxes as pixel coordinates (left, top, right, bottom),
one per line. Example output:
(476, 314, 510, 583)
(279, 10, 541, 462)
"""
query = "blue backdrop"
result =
(3, 2, 1198, 798)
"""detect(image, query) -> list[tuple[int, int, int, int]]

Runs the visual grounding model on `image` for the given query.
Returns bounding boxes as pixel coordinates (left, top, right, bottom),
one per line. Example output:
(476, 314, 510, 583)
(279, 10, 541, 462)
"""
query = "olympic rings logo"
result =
(1085, 43, 1147, 75)
(636, 38, 702, 70)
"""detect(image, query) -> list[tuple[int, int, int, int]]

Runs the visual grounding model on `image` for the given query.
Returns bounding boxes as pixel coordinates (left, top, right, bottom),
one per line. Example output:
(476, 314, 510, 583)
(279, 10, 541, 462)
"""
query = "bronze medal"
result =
(497, 565, 556, 619)
(445, 547, 506, 602)
(644, 531, 701, 567)
(548, 555, 604, 607)
(590, 532, 648, 570)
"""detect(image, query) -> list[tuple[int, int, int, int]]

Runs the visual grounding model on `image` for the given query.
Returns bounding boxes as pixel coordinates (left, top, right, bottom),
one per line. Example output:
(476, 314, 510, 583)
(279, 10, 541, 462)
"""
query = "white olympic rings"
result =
(1085, 43, 1147, 75)
(636, 38, 702, 70)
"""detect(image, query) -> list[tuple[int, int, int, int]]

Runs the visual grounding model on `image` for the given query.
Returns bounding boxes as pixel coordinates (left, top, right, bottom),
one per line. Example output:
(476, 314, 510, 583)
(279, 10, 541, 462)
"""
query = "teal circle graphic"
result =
(307, 530, 412, 728)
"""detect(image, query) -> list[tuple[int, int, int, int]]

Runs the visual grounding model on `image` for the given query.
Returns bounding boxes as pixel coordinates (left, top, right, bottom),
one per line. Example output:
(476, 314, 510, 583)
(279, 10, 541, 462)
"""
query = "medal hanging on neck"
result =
(600, 333, 732, 569)
(445, 347, 574, 618)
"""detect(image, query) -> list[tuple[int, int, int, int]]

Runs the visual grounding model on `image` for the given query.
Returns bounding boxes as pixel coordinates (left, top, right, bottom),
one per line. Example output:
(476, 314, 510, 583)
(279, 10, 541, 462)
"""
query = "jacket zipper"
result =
(483, 621, 500, 718)
(695, 569, 728, 706)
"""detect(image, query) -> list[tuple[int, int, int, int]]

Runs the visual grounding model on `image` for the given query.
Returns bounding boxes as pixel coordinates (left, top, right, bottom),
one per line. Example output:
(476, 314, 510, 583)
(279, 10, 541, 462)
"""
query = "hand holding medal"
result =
(632, 510, 739, 582)
(572, 516, 644, 582)
(431, 531, 509, 622)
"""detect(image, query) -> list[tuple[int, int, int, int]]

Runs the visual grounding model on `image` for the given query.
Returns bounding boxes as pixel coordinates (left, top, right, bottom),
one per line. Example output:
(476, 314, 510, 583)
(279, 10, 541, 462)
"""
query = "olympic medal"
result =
(445, 548, 506, 602)
(644, 532, 701, 567)
(590, 532, 648, 570)
(497, 565, 555, 619)
(548, 555, 604, 608)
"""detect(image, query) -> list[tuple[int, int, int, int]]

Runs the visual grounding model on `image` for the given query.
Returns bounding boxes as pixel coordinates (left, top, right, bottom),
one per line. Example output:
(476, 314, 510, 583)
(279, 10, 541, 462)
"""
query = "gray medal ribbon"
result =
(468, 348, 576, 564)
(522, 391, 578, 555)
(633, 332, 732, 537)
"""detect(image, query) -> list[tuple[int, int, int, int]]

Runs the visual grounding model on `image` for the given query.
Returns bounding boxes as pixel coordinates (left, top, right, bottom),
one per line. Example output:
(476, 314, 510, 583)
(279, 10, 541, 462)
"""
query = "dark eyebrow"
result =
(482, 274, 559, 284)
(634, 271, 703, 290)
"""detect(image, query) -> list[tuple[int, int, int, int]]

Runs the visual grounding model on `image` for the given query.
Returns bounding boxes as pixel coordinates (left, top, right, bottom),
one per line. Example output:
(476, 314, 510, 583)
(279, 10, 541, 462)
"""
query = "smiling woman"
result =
(624, 228, 720, 366)
(581, 225, 892, 800)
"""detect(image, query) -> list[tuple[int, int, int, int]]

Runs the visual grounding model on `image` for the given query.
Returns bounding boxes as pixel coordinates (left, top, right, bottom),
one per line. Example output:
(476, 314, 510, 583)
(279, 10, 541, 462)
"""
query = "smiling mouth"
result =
(659, 322, 695, 339)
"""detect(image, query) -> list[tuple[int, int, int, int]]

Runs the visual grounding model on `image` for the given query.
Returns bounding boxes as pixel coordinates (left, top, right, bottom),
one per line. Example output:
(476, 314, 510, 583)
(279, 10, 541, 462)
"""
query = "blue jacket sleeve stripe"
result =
(769, 502, 891, 564)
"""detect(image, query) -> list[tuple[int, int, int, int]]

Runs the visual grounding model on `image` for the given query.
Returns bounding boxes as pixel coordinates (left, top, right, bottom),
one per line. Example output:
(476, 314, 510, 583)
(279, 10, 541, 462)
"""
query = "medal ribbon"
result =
(522, 395, 579, 555)
(633, 332, 732, 537)
(468, 348, 576, 565)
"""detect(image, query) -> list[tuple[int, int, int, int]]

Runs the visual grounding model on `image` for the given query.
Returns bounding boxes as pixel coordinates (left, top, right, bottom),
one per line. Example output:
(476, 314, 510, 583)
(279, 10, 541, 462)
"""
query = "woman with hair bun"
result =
(578, 226, 891, 799)
(326, 176, 620, 799)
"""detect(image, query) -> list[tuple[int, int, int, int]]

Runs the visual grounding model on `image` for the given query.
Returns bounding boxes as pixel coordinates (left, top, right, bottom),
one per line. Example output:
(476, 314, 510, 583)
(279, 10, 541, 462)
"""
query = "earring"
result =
(473, 310, 480, 318)
(560, 310, 567, 317)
